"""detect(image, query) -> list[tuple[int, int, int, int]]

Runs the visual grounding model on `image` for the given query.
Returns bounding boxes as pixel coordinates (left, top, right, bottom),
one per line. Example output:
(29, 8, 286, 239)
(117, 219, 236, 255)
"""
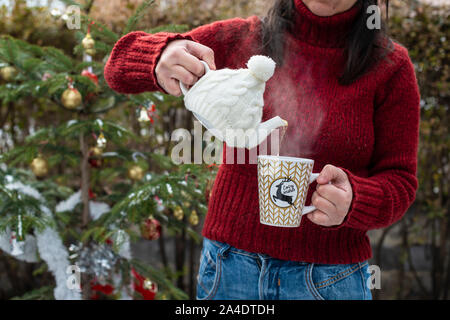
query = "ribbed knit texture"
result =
(104, 0, 420, 264)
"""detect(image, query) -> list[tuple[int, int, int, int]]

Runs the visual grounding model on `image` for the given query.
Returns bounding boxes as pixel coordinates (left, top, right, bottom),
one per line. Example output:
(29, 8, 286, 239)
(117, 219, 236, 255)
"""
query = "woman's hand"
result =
(307, 164, 353, 227)
(155, 39, 216, 96)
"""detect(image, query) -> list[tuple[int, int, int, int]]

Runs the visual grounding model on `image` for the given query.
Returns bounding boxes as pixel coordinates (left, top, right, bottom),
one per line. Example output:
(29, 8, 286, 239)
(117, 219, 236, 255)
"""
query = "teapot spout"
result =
(258, 116, 288, 130)
(246, 116, 288, 149)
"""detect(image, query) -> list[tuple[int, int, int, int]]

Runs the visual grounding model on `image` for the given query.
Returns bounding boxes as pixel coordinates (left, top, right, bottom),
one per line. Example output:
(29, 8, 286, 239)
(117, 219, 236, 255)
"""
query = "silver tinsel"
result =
(69, 242, 119, 282)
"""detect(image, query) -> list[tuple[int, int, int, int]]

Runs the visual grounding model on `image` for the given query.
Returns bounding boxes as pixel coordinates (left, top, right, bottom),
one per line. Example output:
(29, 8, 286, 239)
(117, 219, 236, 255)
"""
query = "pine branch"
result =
(42, 47, 75, 72)
(85, 0, 95, 14)
(10, 285, 54, 300)
(145, 24, 189, 34)
(122, 0, 156, 36)
(78, 16, 119, 44)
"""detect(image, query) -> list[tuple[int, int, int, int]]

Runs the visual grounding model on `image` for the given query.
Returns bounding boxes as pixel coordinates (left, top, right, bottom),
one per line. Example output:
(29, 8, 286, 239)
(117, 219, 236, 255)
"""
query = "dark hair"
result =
(261, 0, 390, 85)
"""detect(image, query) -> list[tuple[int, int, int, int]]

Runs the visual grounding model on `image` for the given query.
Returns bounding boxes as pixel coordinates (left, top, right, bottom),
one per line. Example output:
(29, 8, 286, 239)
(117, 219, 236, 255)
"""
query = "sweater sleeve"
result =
(337, 54, 420, 231)
(104, 16, 260, 94)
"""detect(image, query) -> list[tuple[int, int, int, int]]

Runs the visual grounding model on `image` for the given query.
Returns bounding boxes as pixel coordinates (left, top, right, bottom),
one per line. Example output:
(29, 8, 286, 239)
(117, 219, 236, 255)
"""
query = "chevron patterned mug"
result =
(257, 155, 319, 227)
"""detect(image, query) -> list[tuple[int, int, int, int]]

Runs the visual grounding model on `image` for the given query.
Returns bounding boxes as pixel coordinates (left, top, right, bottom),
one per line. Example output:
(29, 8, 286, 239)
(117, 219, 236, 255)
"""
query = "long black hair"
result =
(261, 0, 390, 85)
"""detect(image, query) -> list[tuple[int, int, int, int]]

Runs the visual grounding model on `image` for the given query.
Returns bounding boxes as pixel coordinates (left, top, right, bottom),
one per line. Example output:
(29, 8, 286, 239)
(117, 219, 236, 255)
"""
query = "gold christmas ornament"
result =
(61, 88, 82, 109)
(189, 210, 199, 226)
(128, 165, 144, 181)
(138, 107, 151, 123)
(96, 132, 107, 149)
(140, 217, 161, 241)
(0, 66, 18, 82)
(85, 48, 96, 56)
(82, 33, 96, 56)
(82, 33, 95, 49)
(30, 156, 49, 178)
(183, 201, 191, 208)
(173, 206, 184, 221)
(89, 146, 103, 157)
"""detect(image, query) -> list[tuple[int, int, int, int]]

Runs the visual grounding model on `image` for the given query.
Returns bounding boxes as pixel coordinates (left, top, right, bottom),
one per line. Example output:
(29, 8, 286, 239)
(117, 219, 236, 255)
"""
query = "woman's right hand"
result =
(155, 39, 216, 96)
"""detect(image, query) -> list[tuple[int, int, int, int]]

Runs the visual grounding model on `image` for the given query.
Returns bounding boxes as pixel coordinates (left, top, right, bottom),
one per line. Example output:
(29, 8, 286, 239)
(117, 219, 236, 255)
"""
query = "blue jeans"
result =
(196, 237, 372, 300)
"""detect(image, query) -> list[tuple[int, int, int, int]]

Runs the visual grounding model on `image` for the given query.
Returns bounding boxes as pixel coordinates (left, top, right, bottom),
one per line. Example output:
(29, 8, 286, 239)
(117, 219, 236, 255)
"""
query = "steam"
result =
(262, 40, 326, 160)
(217, 33, 328, 163)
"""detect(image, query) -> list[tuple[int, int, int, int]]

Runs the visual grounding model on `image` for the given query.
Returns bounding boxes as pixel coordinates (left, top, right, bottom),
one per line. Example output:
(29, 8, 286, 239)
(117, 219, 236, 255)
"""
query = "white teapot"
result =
(180, 55, 288, 149)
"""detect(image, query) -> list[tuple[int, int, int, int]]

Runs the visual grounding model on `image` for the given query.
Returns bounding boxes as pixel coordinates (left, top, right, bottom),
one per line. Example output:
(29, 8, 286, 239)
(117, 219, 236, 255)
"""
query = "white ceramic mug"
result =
(257, 155, 319, 227)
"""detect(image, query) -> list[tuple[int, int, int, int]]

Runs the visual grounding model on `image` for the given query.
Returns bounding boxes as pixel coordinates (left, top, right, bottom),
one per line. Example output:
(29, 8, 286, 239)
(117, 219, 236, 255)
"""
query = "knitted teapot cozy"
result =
(180, 55, 288, 149)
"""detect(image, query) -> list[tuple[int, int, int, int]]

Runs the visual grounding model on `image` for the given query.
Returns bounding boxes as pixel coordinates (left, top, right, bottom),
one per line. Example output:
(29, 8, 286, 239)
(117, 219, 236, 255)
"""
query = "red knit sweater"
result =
(104, 0, 420, 264)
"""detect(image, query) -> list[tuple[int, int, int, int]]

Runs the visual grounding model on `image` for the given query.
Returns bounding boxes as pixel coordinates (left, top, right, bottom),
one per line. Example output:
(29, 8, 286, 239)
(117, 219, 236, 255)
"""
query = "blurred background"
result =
(0, 0, 448, 300)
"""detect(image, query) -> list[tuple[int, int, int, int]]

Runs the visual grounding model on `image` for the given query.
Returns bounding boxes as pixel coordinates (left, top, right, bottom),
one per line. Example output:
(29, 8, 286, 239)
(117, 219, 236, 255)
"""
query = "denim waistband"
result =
(206, 238, 310, 265)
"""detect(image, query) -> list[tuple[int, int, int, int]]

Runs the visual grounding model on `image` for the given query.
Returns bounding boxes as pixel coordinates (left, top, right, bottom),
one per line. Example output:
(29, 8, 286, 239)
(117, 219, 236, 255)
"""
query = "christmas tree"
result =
(0, 0, 216, 300)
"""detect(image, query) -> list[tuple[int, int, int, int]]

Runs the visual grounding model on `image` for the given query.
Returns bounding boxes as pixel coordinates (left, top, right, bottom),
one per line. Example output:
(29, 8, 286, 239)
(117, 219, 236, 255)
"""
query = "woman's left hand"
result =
(307, 164, 353, 227)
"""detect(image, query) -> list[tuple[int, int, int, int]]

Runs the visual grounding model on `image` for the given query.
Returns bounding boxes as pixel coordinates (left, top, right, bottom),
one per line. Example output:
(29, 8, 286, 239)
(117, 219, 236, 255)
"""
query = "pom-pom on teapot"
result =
(180, 55, 288, 149)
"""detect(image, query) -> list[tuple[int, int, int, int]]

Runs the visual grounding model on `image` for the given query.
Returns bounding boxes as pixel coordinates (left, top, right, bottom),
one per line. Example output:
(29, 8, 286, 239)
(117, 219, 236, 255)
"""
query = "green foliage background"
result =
(0, 0, 448, 299)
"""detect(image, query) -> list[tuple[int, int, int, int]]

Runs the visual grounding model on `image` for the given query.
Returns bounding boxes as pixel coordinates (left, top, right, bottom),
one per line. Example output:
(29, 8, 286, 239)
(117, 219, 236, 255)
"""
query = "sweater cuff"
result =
(140, 32, 195, 93)
(334, 168, 386, 230)
(105, 31, 195, 94)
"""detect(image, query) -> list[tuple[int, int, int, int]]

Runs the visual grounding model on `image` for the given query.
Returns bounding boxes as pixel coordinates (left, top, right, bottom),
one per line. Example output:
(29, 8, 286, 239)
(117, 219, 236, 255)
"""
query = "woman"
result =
(105, 0, 420, 300)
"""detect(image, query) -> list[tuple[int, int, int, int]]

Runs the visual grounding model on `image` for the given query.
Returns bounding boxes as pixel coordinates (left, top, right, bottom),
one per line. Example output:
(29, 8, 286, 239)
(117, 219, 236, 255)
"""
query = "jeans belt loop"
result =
(218, 243, 231, 258)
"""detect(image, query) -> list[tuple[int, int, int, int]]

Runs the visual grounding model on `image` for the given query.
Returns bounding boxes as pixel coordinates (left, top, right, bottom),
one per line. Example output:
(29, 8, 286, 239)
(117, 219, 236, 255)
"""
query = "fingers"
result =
(171, 65, 199, 86)
(157, 65, 198, 96)
(307, 187, 351, 227)
(306, 208, 342, 227)
(315, 184, 346, 210)
(159, 77, 182, 97)
(316, 164, 347, 187)
(311, 191, 337, 215)
(156, 40, 215, 97)
(306, 165, 353, 227)
(174, 49, 207, 77)
(307, 210, 332, 226)
(186, 41, 216, 70)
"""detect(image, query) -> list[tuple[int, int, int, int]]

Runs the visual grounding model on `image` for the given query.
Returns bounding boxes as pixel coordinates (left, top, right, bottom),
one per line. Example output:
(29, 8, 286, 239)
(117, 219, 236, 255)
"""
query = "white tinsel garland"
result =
(36, 206, 82, 300)
(1, 181, 82, 300)
(0, 229, 38, 263)
(56, 191, 133, 298)
(1, 181, 133, 300)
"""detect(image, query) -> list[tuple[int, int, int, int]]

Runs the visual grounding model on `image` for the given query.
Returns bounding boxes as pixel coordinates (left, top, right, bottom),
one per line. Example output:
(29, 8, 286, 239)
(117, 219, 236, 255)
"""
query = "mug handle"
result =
(179, 60, 211, 96)
(301, 173, 320, 215)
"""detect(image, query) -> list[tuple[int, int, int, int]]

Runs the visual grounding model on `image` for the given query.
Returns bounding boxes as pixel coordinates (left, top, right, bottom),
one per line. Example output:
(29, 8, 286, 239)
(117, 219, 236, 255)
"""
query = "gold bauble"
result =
(0, 66, 18, 82)
(173, 206, 184, 221)
(89, 146, 103, 157)
(61, 88, 82, 109)
(189, 210, 199, 226)
(183, 201, 191, 208)
(128, 165, 144, 181)
(85, 48, 96, 56)
(81, 33, 95, 49)
(30, 156, 49, 178)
